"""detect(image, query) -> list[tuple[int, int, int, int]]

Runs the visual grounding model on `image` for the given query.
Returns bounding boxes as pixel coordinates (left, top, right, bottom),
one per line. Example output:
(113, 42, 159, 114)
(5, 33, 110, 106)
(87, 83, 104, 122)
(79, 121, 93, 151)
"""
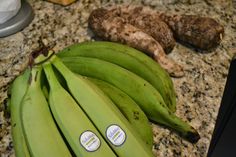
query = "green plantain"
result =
(10, 68, 31, 157)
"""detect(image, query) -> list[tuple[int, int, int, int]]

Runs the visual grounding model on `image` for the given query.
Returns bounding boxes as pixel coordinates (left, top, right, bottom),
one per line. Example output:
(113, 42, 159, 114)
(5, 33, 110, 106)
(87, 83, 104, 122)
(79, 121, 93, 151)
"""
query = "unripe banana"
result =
(86, 77, 153, 149)
(43, 63, 117, 157)
(21, 66, 72, 157)
(51, 56, 154, 157)
(61, 56, 200, 143)
(10, 68, 30, 157)
(57, 41, 176, 112)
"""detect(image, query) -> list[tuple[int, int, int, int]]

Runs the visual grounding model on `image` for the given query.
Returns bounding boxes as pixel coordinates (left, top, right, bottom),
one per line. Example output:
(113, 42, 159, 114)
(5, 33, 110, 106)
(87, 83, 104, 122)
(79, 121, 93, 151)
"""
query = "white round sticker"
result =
(80, 131, 100, 152)
(106, 125, 126, 146)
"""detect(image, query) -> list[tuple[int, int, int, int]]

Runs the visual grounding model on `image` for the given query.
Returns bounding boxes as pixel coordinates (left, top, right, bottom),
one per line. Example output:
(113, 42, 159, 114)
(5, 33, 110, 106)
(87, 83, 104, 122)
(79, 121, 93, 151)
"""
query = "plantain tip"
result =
(185, 131, 200, 143)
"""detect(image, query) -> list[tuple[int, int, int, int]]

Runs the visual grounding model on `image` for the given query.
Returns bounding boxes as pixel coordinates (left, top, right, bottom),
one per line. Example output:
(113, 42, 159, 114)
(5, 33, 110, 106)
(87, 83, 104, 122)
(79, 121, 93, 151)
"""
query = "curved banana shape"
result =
(51, 56, 154, 157)
(61, 56, 200, 143)
(10, 68, 31, 157)
(58, 41, 176, 112)
(21, 66, 72, 157)
(43, 63, 116, 157)
(87, 77, 153, 149)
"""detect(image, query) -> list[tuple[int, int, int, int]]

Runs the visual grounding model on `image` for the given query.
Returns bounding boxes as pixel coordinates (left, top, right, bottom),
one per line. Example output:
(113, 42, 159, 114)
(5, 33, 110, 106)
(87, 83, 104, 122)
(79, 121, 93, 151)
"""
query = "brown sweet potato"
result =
(88, 8, 184, 77)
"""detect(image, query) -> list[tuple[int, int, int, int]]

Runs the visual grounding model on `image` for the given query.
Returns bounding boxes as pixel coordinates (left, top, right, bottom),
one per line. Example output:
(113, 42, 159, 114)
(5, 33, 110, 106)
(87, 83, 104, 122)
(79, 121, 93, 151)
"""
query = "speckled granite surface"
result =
(0, 0, 236, 156)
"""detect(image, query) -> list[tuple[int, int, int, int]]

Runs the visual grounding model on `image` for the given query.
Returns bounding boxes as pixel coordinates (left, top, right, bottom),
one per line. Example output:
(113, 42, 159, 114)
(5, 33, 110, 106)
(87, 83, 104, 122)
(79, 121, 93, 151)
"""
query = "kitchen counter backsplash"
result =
(0, 0, 236, 156)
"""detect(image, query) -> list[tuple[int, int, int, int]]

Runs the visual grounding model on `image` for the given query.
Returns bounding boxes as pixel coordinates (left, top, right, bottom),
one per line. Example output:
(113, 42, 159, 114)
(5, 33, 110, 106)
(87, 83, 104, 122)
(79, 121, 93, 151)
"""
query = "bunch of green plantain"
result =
(9, 41, 200, 157)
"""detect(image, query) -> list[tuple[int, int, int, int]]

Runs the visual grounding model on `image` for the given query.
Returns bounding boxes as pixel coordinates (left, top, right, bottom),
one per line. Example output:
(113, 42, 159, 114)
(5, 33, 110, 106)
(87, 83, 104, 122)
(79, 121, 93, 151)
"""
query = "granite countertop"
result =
(0, 0, 236, 156)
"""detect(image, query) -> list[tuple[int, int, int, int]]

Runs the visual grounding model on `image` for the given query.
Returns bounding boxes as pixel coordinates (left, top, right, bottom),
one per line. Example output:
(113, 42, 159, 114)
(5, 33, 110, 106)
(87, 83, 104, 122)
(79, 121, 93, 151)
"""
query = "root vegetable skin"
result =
(159, 14, 224, 50)
(109, 6, 176, 53)
(88, 8, 184, 77)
